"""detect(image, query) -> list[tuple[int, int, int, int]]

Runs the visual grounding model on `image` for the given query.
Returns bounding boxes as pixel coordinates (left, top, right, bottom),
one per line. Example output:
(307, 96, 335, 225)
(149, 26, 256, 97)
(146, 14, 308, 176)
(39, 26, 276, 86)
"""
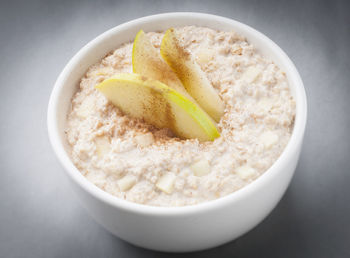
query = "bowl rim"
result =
(47, 12, 307, 216)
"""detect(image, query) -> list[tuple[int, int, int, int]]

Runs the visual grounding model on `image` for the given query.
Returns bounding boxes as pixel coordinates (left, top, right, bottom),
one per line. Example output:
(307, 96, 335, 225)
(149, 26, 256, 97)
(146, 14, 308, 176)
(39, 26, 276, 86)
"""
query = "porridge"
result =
(66, 26, 295, 207)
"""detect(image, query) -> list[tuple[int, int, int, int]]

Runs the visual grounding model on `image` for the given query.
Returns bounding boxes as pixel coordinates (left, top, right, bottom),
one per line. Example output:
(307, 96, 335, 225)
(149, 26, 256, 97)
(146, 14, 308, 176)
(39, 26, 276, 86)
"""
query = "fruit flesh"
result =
(132, 30, 190, 98)
(95, 73, 220, 141)
(156, 173, 176, 194)
(160, 28, 225, 122)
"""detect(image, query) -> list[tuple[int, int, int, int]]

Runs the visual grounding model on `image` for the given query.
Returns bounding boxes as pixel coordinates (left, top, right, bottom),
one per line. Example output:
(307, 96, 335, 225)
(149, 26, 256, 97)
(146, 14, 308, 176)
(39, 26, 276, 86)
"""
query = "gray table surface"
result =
(1, 0, 349, 257)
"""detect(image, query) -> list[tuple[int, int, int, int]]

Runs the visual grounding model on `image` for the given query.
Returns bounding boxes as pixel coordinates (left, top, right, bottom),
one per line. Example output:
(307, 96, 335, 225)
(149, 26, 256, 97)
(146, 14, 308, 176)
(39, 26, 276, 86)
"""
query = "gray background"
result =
(1, 0, 349, 257)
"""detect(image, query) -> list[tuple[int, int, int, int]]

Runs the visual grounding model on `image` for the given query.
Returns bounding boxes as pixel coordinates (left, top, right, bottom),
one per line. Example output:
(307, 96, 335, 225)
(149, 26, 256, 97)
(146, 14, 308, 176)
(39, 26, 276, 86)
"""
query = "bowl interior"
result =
(48, 12, 306, 213)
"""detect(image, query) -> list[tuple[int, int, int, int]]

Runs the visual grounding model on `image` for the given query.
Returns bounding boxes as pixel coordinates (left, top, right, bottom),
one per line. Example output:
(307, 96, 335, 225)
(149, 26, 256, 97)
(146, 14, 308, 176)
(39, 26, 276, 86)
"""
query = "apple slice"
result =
(95, 73, 220, 141)
(132, 30, 190, 98)
(160, 28, 225, 122)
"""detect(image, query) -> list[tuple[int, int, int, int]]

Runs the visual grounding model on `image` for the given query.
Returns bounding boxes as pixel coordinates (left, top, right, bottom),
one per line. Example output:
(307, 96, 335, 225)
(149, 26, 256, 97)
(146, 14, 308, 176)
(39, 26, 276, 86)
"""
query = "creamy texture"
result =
(66, 26, 295, 207)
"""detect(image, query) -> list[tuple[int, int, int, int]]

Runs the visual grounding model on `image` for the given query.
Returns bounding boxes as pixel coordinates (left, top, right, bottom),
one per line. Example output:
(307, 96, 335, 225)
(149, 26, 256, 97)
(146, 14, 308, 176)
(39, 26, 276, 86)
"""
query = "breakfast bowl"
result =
(47, 12, 307, 252)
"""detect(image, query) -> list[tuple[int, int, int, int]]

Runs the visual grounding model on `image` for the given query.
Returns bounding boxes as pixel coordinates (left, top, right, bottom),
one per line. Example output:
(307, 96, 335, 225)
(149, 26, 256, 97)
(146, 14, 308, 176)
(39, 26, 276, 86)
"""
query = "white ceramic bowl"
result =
(47, 12, 307, 252)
